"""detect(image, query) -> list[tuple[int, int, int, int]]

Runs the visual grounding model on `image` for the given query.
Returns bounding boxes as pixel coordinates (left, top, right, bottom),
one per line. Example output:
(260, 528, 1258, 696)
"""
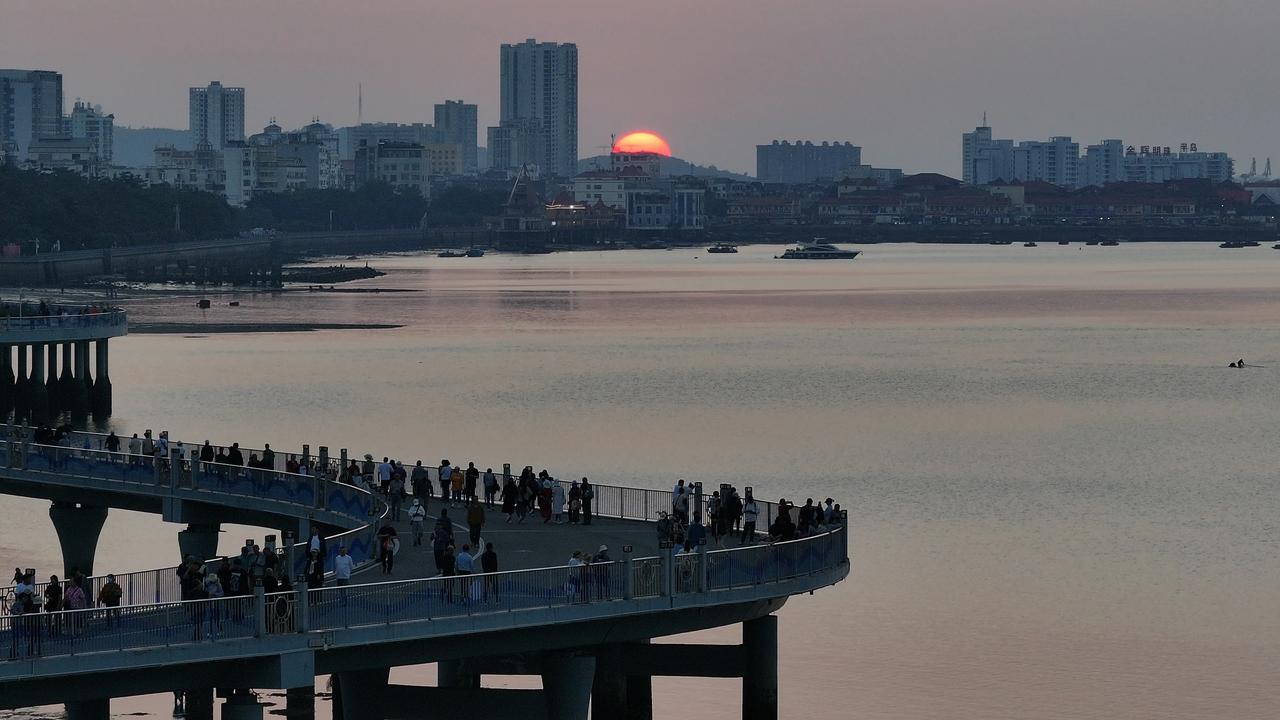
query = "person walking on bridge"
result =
(466, 498, 485, 546)
(409, 498, 427, 546)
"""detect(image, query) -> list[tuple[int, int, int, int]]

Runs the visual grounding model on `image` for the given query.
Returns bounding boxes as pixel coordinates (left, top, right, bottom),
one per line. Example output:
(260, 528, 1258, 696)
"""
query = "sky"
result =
(3, 0, 1279, 177)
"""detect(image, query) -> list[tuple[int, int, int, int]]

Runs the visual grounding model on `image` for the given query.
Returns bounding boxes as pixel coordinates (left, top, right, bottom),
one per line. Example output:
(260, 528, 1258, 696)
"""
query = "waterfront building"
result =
(424, 142, 463, 177)
(65, 101, 114, 164)
(486, 118, 542, 175)
(756, 140, 862, 184)
(572, 170, 626, 210)
(189, 81, 245, 149)
(1079, 139, 1125, 187)
(222, 141, 308, 206)
(1123, 147, 1234, 184)
(147, 142, 224, 192)
(0, 69, 63, 158)
(500, 38, 578, 178)
(245, 119, 341, 190)
(962, 124, 1015, 185)
(1013, 136, 1080, 189)
(354, 140, 430, 197)
(434, 100, 478, 173)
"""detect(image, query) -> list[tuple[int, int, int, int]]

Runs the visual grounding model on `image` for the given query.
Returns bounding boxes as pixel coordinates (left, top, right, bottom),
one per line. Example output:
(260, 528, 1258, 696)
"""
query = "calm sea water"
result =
(3, 243, 1278, 718)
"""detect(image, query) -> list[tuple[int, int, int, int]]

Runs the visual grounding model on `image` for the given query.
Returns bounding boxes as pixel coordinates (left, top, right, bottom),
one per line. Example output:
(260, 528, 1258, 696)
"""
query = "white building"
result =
(500, 38, 578, 178)
(962, 124, 1015, 185)
(0, 69, 63, 158)
(148, 142, 224, 192)
(573, 171, 625, 209)
(25, 136, 99, 176)
(1080, 139, 1125, 187)
(66, 100, 114, 163)
(1014, 137, 1079, 189)
(189, 81, 245, 149)
(1123, 148, 1234, 184)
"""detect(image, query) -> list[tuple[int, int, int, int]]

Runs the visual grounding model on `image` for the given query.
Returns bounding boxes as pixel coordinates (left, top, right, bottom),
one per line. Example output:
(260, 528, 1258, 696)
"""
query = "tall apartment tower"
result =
(67, 100, 114, 163)
(434, 100, 478, 173)
(0, 69, 63, 157)
(189, 81, 245, 149)
(962, 123, 1014, 185)
(499, 38, 578, 177)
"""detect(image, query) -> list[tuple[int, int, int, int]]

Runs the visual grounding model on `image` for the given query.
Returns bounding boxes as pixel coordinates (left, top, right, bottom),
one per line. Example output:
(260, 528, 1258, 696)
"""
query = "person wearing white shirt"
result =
(333, 546, 353, 585)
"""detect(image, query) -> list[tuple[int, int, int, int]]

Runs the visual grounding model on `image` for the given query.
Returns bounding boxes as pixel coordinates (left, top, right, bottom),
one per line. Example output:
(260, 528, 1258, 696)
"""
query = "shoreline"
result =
(129, 322, 403, 334)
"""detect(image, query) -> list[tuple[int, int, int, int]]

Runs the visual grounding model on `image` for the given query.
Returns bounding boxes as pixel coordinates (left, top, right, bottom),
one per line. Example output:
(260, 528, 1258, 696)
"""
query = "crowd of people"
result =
(7, 566, 123, 657)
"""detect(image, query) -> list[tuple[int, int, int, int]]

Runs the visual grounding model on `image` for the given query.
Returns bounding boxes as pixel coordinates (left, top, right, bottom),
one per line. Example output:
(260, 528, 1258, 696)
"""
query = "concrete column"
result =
(64, 699, 110, 720)
(178, 522, 221, 562)
(592, 645, 627, 720)
(29, 343, 49, 424)
(222, 688, 264, 720)
(48, 502, 108, 577)
(68, 340, 89, 419)
(540, 653, 596, 720)
(334, 667, 389, 720)
(91, 338, 111, 418)
(15, 344, 29, 420)
(438, 659, 480, 689)
(0, 344, 14, 416)
(185, 688, 215, 720)
(624, 639, 653, 720)
(44, 341, 58, 419)
(285, 687, 315, 719)
(742, 615, 779, 720)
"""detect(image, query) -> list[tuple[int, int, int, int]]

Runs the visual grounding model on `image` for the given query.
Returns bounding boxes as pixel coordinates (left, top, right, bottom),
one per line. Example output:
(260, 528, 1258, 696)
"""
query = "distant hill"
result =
(113, 127, 190, 167)
(577, 154, 753, 181)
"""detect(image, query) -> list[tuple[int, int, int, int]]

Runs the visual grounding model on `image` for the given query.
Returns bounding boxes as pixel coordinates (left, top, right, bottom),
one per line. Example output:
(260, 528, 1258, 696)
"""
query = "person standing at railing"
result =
(742, 492, 759, 544)
(437, 459, 453, 502)
(43, 574, 63, 638)
(439, 546, 457, 603)
(261, 443, 276, 471)
(568, 481, 582, 524)
(672, 487, 690, 526)
(63, 575, 87, 635)
(97, 573, 122, 626)
(305, 550, 324, 590)
(551, 477, 566, 524)
(376, 457, 393, 495)
(411, 461, 430, 504)
(480, 543, 499, 601)
(482, 467, 498, 509)
(580, 478, 595, 525)
(450, 465, 465, 508)
(104, 431, 120, 455)
(464, 462, 479, 503)
(227, 443, 244, 466)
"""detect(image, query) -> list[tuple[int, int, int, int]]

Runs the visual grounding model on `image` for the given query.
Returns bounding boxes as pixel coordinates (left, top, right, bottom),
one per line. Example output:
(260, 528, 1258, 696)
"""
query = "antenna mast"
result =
(358, 83, 363, 125)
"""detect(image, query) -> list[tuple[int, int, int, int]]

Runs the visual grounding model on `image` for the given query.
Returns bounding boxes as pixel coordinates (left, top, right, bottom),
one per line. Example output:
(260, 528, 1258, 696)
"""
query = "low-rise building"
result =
(24, 136, 100, 176)
(726, 197, 803, 224)
(573, 171, 625, 209)
(354, 140, 430, 197)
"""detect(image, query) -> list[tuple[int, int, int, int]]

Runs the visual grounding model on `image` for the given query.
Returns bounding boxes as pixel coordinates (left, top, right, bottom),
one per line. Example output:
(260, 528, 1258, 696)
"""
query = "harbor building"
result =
(756, 140, 862, 184)
(189, 81, 245, 149)
(499, 38, 578, 178)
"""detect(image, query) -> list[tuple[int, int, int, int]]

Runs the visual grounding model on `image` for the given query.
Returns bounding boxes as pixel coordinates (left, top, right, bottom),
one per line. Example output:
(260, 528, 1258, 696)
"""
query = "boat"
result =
(437, 250, 466, 258)
(1100, 239, 1119, 246)
(1220, 241, 1245, 249)
(1272, 244, 1280, 250)
(466, 247, 485, 257)
(1024, 242, 1038, 247)
(707, 243, 739, 254)
(1058, 240, 1069, 246)
(988, 239, 1014, 246)
(776, 241, 861, 260)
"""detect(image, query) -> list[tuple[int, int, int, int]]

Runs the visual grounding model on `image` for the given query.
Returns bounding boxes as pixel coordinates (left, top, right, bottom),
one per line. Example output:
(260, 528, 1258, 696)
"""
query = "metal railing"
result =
(0, 308, 127, 334)
(0, 527, 845, 662)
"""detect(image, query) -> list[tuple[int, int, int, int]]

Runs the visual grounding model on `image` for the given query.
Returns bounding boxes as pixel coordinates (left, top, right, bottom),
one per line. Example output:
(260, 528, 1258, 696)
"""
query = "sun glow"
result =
(613, 131, 672, 157)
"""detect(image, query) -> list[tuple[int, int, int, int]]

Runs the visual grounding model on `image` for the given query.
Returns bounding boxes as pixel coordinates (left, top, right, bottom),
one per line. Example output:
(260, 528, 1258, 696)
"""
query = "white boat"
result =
(776, 240, 860, 260)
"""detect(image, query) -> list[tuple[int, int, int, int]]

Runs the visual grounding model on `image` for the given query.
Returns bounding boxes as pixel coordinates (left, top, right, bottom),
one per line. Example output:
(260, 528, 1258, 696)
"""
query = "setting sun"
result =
(613, 131, 672, 157)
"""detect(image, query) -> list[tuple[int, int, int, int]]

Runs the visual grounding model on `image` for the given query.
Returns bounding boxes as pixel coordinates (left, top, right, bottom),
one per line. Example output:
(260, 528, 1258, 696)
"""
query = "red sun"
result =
(613, 131, 672, 157)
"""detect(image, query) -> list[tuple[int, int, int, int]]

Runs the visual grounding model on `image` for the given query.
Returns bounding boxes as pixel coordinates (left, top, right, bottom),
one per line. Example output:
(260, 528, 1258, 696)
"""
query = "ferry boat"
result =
(437, 250, 466, 258)
(466, 247, 486, 257)
(776, 241, 860, 260)
(1099, 239, 1120, 246)
(706, 243, 739, 254)
(1024, 241, 1038, 247)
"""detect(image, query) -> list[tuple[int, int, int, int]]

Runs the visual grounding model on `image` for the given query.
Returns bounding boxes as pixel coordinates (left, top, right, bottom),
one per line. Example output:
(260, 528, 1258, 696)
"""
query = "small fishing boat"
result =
(707, 243, 739, 254)
(466, 247, 485, 257)
(437, 250, 466, 258)
(1024, 242, 1038, 248)
(1100, 239, 1119, 246)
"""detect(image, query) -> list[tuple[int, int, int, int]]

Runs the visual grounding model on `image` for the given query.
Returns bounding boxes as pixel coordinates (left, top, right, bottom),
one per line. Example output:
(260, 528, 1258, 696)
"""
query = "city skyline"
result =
(3, 0, 1279, 176)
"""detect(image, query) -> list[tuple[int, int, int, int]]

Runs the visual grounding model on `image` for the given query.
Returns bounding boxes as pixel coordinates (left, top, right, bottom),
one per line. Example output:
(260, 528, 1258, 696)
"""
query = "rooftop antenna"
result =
(1265, 158, 1272, 179)
(982, 111, 987, 127)
(358, 83, 363, 126)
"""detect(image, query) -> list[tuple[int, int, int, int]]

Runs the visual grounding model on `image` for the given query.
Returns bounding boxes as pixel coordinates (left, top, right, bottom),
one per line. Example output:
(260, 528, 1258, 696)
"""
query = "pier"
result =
(0, 427, 848, 720)
(0, 304, 128, 422)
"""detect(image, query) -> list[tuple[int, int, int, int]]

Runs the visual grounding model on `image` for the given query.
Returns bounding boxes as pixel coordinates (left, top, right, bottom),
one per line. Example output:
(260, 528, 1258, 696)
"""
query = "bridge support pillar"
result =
(185, 688, 215, 720)
(0, 344, 13, 416)
(14, 344, 29, 420)
(285, 686, 316, 719)
(742, 615, 779, 720)
(179, 522, 222, 562)
(540, 653, 595, 720)
(624, 639, 653, 720)
(91, 338, 112, 419)
(333, 667, 389, 720)
(438, 659, 480, 689)
(29, 343, 49, 424)
(49, 502, 108, 577)
(220, 689, 264, 720)
(68, 340, 90, 421)
(65, 699, 110, 720)
(592, 644, 627, 720)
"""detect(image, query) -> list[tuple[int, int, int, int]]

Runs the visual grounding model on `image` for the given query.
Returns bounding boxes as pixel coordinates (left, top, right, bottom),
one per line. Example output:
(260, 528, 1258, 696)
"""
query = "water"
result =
(4, 243, 1278, 718)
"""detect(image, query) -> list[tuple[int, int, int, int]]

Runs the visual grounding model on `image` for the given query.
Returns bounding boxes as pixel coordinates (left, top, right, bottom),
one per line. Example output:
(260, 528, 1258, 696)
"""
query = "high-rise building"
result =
(434, 100, 478, 174)
(486, 118, 543, 175)
(499, 38, 578, 177)
(189, 81, 245, 149)
(67, 101, 114, 163)
(962, 124, 1014, 185)
(1079, 139, 1125, 187)
(1014, 137, 1080, 188)
(755, 141, 862, 184)
(0, 69, 63, 158)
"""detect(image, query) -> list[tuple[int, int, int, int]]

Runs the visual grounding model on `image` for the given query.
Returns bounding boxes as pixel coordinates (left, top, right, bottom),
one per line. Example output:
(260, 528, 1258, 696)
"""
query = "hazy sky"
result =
(3, 0, 1278, 176)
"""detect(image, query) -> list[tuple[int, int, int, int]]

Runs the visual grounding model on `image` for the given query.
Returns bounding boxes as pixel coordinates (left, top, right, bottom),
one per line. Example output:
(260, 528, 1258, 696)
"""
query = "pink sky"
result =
(2, 0, 1277, 175)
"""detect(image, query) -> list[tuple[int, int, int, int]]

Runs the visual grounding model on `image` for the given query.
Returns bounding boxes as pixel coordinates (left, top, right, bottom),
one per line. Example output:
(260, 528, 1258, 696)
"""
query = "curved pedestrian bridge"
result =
(0, 427, 849, 720)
